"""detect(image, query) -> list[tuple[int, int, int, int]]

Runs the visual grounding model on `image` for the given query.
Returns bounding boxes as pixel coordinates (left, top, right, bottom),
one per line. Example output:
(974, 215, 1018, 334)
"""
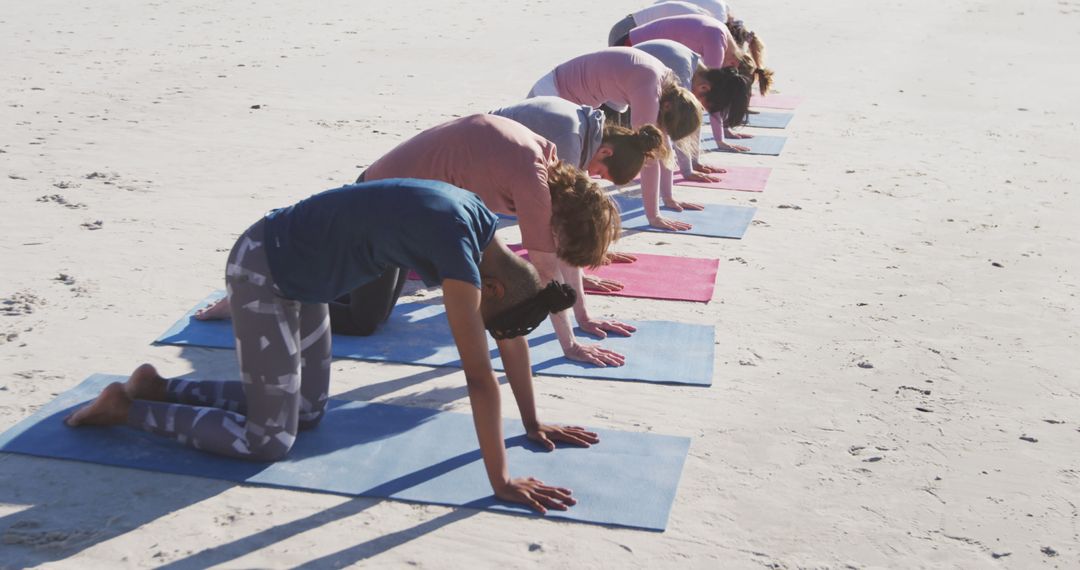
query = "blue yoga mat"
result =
(745, 112, 794, 129)
(0, 374, 690, 531)
(156, 296, 715, 387)
(704, 111, 793, 129)
(700, 133, 787, 156)
(612, 194, 755, 239)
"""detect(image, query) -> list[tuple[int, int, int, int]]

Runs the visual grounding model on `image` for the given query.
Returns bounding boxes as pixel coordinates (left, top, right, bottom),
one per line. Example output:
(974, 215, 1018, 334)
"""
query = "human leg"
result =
(327, 266, 406, 336)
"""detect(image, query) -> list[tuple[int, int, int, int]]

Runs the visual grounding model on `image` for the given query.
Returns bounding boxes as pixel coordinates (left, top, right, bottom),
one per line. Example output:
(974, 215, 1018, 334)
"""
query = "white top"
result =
(634, 1, 710, 24)
(647, 0, 729, 23)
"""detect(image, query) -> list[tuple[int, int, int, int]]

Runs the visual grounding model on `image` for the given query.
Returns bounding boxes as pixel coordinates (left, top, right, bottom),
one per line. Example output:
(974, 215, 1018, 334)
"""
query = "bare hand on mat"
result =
(495, 477, 577, 514)
(582, 275, 624, 292)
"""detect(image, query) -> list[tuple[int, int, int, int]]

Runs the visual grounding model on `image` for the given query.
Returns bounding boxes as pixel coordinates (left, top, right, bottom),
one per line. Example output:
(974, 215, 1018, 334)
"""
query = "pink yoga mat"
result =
(409, 247, 718, 303)
(672, 166, 770, 193)
(750, 94, 804, 110)
(581, 252, 718, 302)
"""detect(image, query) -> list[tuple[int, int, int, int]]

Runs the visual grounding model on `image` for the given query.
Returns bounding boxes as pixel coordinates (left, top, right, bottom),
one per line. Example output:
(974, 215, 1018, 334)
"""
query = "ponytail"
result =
(754, 67, 774, 96)
(486, 281, 576, 339)
(748, 32, 767, 70)
(600, 124, 664, 184)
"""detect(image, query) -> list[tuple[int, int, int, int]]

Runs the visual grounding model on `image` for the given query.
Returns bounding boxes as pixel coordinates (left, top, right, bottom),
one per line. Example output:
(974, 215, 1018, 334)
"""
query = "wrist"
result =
(522, 418, 540, 433)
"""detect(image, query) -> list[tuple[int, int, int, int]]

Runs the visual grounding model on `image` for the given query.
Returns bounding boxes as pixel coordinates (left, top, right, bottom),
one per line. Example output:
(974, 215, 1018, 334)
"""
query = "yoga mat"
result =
(750, 94, 804, 110)
(672, 166, 770, 193)
(703, 111, 793, 129)
(745, 111, 794, 129)
(700, 133, 787, 156)
(612, 194, 755, 239)
(408, 248, 719, 303)
(156, 294, 715, 386)
(0, 374, 690, 531)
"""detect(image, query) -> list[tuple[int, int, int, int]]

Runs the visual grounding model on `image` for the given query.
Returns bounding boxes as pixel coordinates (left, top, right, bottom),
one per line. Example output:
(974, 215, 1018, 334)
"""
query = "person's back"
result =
(264, 179, 497, 303)
(628, 15, 733, 69)
(633, 39, 701, 90)
(634, 1, 711, 26)
(550, 47, 668, 114)
(654, 0, 729, 22)
(489, 97, 604, 169)
(363, 114, 559, 253)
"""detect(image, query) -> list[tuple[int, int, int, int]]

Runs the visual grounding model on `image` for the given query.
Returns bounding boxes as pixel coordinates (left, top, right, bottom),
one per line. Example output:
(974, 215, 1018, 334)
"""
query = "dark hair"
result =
(700, 67, 752, 127)
(601, 124, 664, 184)
(486, 281, 576, 339)
(547, 161, 621, 267)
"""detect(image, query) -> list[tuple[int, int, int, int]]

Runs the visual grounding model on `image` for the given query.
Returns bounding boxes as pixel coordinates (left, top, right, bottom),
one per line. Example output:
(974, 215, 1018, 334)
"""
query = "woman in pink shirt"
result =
(622, 14, 774, 152)
(529, 47, 704, 232)
(362, 114, 633, 367)
(624, 14, 773, 95)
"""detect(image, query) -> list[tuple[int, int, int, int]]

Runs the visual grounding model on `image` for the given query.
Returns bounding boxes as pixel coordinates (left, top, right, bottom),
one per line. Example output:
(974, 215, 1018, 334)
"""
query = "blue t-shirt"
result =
(262, 179, 498, 303)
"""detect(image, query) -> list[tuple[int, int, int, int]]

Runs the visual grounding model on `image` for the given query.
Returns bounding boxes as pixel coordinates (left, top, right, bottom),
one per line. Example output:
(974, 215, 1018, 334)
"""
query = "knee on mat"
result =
(245, 434, 296, 462)
(298, 407, 327, 430)
(348, 318, 382, 337)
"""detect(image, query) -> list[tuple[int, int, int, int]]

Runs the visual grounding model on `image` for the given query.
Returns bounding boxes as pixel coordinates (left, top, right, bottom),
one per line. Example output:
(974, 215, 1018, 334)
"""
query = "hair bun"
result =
(634, 125, 664, 156)
(539, 281, 576, 313)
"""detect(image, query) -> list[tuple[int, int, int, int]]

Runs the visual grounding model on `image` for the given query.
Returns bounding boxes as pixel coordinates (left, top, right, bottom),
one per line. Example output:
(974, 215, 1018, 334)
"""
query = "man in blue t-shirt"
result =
(67, 179, 598, 515)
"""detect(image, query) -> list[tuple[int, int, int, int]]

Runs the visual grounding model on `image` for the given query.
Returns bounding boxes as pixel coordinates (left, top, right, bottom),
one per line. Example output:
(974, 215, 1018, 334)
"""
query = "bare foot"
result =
(194, 297, 231, 321)
(65, 383, 132, 427)
(125, 363, 168, 401)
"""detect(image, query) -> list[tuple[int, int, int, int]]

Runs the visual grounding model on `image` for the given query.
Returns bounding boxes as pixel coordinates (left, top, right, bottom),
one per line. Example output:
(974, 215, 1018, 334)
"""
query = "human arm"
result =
(660, 149, 704, 212)
(443, 279, 576, 513)
(710, 112, 751, 151)
(528, 250, 627, 366)
(497, 334, 600, 451)
(631, 84, 692, 231)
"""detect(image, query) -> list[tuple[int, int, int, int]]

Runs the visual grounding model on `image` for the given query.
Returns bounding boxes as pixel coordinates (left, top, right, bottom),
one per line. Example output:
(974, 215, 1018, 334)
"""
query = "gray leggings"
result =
(607, 14, 636, 47)
(127, 218, 332, 461)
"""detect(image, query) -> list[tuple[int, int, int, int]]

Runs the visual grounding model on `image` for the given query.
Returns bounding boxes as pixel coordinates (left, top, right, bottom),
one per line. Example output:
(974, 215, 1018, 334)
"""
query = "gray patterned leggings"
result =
(128, 218, 332, 461)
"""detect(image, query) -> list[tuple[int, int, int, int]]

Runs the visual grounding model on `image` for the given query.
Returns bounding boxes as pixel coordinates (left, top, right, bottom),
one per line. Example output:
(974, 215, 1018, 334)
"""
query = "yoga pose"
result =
(528, 47, 703, 231)
(490, 96, 663, 184)
(635, 39, 751, 159)
(607, 1, 714, 46)
(361, 114, 632, 366)
(619, 14, 773, 97)
(490, 96, 663, 293)
(67, 179, 597, 514)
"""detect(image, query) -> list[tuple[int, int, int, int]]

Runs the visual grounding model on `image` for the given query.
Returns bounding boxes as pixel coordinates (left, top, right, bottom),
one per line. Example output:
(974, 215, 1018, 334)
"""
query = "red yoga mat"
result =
(409, 247, 719, 303)
(750, 94, 804, 110)
(672, 166, 770, 192)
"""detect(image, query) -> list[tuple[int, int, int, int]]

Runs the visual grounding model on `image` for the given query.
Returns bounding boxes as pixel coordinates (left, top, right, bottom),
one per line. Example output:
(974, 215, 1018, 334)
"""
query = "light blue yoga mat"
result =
(700, 133, 787, 156)
(612, 194, 755, 239)
(745, 112, 794, 129)
(0, 374, 690, 531)
(704, 111, 793, 129)
(156, 295, 715, 387)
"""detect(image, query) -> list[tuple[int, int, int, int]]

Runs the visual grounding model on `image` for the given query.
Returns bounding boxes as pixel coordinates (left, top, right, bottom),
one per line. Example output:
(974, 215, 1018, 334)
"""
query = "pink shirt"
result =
(364, 114, 559, 252)
(551, 47, 669, 131)
(628, 15, 736, 70)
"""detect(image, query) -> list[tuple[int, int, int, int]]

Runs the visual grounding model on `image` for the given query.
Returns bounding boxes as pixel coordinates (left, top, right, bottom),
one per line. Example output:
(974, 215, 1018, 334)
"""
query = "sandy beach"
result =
(2, 0, 1078, 567)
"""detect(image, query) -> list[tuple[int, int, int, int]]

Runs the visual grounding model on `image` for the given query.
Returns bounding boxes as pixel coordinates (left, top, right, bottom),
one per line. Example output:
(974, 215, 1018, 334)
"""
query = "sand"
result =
(2, 0, 1078, 567)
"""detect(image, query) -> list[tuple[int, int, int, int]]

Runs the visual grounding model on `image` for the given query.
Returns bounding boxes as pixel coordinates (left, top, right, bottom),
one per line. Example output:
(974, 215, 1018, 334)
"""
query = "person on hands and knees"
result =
(67, 179, 599, 513)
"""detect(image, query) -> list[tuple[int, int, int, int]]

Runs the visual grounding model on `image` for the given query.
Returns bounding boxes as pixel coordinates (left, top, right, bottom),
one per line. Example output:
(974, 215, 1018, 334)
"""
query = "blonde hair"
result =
(736, 53, 774, 96)
(655, 75, 704, 168)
